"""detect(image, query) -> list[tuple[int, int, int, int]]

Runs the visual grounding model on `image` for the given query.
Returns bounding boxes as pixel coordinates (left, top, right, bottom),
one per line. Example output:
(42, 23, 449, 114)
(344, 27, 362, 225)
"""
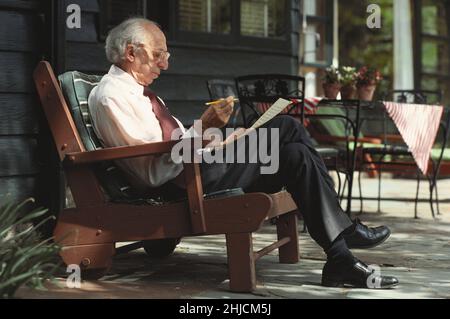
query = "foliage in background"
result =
(339, 0, 393, 97)
(0, 198, 61, 299)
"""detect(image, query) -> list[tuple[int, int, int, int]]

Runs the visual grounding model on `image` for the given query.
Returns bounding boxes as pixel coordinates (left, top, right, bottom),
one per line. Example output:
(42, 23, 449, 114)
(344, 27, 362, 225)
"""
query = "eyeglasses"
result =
(137, 43, 170, 63)
(152, 50, 171, 63)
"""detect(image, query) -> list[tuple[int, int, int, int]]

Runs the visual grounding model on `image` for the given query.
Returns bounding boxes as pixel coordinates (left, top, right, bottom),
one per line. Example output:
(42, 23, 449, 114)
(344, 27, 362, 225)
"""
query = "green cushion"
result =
(58, 71, 103, 151)
(58, 71, 142, 201)
(312, 106, 364, 139)
(361, 145, 449, 163)
(431, 148, 450, 161)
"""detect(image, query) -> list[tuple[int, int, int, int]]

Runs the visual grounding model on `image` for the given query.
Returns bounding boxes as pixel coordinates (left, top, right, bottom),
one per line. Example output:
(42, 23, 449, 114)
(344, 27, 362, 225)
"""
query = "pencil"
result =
(205, 98, 239, 106)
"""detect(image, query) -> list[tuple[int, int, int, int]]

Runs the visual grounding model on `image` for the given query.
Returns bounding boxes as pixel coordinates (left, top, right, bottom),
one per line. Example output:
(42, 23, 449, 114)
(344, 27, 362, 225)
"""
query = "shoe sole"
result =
(347, 229, 391, 250)
(322, 279, 399, 289)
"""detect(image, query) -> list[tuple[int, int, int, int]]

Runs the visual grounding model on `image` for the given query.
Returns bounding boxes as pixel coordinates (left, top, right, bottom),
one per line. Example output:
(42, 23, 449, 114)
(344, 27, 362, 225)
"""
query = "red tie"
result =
(144, 88, 180, 141)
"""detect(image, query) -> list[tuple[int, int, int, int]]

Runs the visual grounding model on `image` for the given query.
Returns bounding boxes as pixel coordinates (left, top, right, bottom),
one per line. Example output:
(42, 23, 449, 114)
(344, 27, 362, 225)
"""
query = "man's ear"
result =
(124, 44, 136, 63)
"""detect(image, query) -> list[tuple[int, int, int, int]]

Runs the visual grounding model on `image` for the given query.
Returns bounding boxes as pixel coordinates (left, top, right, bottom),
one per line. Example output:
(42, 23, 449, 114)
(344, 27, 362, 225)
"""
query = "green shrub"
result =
(0, 198, 61, 299)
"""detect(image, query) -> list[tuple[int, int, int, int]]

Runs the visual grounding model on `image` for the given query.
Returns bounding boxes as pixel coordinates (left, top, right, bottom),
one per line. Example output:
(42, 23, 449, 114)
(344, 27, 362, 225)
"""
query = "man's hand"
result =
(200, 96, 235, 132)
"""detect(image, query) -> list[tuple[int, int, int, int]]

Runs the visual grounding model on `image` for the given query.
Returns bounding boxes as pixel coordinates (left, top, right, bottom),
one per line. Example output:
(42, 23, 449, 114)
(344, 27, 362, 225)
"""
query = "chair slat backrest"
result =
(33, 61, 86, 160)
(235, 74, 305, 128)
(385, 90, 442, 105)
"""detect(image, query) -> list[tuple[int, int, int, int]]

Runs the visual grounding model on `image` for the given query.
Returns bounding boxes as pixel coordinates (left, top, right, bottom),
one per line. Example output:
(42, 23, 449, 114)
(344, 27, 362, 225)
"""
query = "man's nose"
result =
(157, 59, 169, 71)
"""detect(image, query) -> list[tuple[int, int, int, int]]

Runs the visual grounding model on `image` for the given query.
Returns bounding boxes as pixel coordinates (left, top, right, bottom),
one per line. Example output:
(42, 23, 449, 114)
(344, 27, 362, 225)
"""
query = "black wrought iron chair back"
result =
(359, 89, 446, 218)
(235, 74, 347, 208)
(389, 90, 442, 105)
(206, 79, 242, 128)
(235, 74, 306, 128)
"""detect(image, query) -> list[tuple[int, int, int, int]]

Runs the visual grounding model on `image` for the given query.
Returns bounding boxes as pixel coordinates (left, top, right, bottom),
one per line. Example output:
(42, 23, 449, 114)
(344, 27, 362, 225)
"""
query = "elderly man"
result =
(88, 18, 398, 289)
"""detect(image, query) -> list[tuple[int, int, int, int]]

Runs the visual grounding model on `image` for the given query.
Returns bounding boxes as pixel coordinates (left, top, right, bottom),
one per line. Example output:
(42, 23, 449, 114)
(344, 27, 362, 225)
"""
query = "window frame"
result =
(98, 0, 292, 52)
(413, 0, 450, 91)
(98, 0, 147, 41)
(172, 0, 291, 52)
(300, 0, 334, 69)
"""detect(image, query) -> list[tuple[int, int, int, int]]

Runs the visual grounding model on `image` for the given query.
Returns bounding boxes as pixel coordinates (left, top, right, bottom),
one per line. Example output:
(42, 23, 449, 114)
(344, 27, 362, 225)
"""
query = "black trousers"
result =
(200, 115, 352, 250)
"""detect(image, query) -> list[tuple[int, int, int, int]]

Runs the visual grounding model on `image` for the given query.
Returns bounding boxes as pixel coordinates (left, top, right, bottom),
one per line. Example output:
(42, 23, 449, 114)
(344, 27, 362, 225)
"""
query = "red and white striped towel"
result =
(304, 97, 323, 114)
(383, 101, 444, 174)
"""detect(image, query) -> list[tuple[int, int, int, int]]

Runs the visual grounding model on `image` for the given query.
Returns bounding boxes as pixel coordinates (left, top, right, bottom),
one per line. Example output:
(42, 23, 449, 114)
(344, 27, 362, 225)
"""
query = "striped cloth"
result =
(304, 97, 323, 114)
(384, 101, 444, 174)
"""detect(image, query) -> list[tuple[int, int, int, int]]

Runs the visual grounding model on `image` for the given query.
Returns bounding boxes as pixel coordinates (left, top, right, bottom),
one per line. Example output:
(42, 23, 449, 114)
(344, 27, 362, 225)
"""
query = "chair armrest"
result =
(64, 140, 181, 166)
(314, 134, 383, 145)
(65, 139, 208, 234)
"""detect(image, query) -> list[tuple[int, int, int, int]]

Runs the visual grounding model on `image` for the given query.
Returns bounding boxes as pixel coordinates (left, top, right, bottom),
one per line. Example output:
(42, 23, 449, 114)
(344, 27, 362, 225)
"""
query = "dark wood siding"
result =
(0, 1, 44, 204)
(1, 0, 299, 205)
(63, 0, 299, 124)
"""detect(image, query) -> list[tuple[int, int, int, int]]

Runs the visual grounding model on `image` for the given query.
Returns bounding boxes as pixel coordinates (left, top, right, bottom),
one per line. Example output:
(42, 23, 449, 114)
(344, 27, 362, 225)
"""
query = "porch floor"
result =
(17, 175, 450, 299)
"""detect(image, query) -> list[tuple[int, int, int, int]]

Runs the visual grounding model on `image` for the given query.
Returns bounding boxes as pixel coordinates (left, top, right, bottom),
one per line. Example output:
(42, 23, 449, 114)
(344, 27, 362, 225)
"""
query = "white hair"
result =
(105, 18, 159, 64)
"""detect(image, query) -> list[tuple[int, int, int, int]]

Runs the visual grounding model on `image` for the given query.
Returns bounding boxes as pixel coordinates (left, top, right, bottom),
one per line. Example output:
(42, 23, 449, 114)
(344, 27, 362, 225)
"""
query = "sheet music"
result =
(250, 98, 292, 129)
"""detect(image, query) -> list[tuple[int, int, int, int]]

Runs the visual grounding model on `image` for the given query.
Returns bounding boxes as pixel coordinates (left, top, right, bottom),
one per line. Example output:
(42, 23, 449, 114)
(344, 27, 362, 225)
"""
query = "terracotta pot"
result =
(340, 85, 357, 100)
(322, 83, 341, 99)
(357, 84, 377, 101)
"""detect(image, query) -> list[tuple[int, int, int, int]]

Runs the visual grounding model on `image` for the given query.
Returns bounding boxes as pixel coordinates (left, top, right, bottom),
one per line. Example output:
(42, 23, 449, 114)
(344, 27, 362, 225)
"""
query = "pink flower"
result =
(356, 66, 383, 86)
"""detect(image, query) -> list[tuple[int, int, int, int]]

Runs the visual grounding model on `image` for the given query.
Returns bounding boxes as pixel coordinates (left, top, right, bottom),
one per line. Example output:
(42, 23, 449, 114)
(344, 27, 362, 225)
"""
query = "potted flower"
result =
(339, 66, 358, 100)
(322, 67, 342, 99)
(356, 66, 383, 101)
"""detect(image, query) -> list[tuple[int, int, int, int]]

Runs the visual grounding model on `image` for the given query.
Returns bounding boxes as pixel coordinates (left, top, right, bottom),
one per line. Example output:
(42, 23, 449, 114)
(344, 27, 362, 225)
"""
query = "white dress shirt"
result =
(88, 64, 185, 189)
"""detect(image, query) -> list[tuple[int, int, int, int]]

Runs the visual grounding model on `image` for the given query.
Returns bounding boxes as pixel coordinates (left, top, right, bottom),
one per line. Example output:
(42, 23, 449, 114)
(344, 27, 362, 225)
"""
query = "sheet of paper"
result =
(197, 98, 292, 155)
(250, 98, 292, 129)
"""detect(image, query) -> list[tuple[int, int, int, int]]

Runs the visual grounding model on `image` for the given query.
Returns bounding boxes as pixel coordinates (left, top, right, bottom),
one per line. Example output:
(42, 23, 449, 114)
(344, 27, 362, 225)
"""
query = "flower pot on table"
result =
(340, 85, 357, 100)
(357, 84, 377, 101)
(322, 83, 342, 99)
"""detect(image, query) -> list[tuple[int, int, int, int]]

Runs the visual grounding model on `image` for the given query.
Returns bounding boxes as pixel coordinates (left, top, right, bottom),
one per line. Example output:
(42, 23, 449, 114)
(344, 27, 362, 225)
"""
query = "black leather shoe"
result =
(344, 218, 391, 249)
(322, 258, 399, 289)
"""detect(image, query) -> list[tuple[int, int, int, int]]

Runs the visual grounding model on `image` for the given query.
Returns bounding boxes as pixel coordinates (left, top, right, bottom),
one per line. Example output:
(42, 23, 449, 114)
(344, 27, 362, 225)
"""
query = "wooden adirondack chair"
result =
(33, 61, 300, 292)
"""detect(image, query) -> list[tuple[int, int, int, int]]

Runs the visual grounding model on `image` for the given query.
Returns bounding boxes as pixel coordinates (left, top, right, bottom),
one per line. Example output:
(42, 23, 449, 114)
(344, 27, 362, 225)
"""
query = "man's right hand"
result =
(200, 96, 235, 132)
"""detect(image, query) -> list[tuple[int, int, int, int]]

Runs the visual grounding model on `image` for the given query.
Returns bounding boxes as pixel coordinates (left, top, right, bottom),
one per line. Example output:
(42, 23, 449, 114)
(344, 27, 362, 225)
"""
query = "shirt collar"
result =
(108, 64, 145, 95)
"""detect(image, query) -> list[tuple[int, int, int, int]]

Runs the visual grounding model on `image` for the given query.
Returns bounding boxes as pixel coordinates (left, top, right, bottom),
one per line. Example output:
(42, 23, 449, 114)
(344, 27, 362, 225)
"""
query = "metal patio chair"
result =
(359, 90, 449, 218)
(234, 74, 347, 199)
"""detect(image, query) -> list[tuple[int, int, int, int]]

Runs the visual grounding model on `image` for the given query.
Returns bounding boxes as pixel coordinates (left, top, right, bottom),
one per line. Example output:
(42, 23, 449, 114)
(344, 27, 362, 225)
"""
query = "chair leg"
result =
(377, 166, 382, 213)
(435, 180, 441, 216)
(340, 176, 348, 203)
(427, 175, 436, 218)
(301, 223, 308, 233)
(430, 160, 441, 215)
(336, 169, 342, 200)
(225, 233, 256, 292)
(296, 211, 308, 233)
(276, 212, 299, 264)
(59, 243, 115, 279)
(358, 167, 364, 214)
(415, 169, 421, 219)
(333, 156, 342, 198)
